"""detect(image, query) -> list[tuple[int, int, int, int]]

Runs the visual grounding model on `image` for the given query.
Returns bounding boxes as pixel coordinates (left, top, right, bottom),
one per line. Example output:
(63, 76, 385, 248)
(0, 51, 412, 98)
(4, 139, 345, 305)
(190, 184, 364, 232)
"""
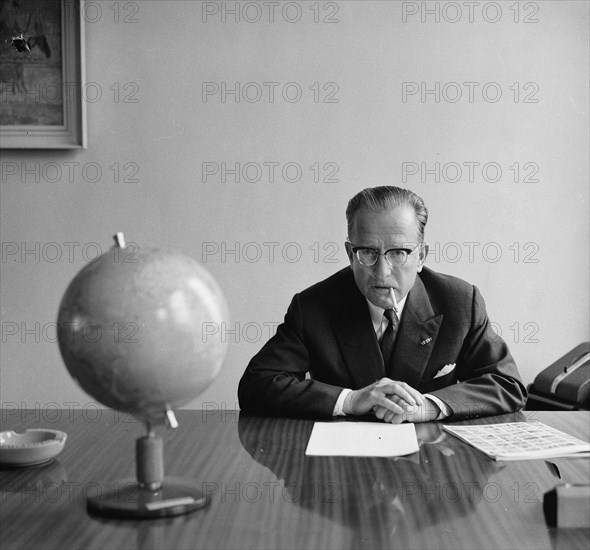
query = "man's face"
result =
(345, 206, 426, 309)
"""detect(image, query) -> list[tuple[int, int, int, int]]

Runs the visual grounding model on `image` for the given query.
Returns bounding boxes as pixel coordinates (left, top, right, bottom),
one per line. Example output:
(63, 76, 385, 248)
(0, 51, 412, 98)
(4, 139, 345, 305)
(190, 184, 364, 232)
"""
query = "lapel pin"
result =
(420, 337, 432, 346)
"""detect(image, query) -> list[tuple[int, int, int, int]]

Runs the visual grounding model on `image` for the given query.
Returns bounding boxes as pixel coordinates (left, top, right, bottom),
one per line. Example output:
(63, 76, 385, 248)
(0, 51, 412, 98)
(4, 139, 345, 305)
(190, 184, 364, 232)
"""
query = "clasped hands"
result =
(342, 378, 440, 423)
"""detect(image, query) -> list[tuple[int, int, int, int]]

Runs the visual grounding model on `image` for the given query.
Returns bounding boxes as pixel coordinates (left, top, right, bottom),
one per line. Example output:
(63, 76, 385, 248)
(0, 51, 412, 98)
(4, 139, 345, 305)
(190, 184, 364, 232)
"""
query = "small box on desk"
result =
(543, 484, 590, 528)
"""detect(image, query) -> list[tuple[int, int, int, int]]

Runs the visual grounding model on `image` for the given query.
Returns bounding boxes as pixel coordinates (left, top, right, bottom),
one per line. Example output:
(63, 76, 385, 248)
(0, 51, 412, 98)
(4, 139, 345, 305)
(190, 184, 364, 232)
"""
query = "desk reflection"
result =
(238, 415, 502, 548)
(1, 459, 68, 508)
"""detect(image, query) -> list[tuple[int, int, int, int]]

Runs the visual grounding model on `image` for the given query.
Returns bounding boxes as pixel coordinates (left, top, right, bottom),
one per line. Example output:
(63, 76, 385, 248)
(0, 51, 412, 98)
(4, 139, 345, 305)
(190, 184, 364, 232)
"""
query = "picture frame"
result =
(0, 0, 86, 149)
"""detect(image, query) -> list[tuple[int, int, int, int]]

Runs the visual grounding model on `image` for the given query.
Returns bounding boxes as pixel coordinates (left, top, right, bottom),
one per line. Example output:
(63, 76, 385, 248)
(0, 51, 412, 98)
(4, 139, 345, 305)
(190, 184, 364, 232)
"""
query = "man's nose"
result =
(374, 254, 392, 279)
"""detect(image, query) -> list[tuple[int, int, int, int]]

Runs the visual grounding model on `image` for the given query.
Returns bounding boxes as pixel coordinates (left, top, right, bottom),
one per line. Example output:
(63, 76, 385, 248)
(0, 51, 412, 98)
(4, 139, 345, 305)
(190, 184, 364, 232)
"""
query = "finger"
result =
(383, 407, 404, 424)
(383, 409, 395, 423)
(376, 378, 423, 402)
(389, 394, 421, 416)
(387, 412, 404, 424)
(382, 383, 424, 407)
(376, 377, 396, 385)
(372, 405, 385, 420)
(399, 383, 426, 404)
(394, 381, 426, 404)
(373, 405, 402, 424)
(383, 390, 416, 411)
(396, 382, 425, 404)
(392, 395, 412, 422)
(381, 383, 416, 402)
(373, 405, 394, 420)
(373, 394, 405, 415)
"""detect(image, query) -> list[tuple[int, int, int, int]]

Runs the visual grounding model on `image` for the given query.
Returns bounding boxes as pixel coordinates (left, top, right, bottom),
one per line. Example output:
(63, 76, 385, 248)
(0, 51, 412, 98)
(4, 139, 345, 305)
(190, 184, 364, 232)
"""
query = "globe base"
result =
(86, 477, 209, 519)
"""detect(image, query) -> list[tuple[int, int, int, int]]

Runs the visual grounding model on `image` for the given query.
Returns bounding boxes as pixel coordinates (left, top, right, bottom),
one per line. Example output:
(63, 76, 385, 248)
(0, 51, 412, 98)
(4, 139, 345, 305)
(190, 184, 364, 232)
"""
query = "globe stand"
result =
(87, 411, 209, 519)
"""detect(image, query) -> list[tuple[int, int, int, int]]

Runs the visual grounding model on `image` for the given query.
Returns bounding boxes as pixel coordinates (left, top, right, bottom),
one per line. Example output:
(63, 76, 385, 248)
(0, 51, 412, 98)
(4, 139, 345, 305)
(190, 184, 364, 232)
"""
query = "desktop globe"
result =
(56, 234, 229, 518)
(57, 238, 229, 423)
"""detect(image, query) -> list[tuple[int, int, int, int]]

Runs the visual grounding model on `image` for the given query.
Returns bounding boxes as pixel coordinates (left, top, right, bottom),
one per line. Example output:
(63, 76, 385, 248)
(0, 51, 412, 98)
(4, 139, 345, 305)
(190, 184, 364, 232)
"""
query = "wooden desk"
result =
(1, 410, 588, 549)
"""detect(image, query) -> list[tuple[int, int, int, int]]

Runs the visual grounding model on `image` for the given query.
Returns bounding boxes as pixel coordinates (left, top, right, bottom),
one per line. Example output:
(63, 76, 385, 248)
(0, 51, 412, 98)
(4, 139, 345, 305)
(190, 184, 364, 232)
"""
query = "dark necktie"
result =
(380, 308, 399, 370)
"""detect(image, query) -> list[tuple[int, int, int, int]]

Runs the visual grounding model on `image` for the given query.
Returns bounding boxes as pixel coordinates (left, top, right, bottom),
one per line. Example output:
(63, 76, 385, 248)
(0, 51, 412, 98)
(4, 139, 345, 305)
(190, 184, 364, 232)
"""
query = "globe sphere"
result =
(57, 246, 229, 423)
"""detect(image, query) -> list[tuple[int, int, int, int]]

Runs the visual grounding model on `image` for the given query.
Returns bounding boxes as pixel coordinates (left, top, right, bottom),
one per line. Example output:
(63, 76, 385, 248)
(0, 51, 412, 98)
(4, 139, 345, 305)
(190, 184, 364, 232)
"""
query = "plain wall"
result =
(1, 1, 588, 413)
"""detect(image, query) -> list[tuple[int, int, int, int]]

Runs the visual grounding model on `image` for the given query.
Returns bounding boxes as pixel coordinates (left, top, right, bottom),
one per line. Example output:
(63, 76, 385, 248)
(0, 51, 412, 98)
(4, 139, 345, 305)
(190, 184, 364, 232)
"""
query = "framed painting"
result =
(0, 0, 86, 148)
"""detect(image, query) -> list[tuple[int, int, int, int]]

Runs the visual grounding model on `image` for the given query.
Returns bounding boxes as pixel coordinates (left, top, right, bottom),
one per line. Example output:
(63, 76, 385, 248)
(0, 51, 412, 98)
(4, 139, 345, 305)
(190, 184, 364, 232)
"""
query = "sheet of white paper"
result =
(305, 422, 419, 457)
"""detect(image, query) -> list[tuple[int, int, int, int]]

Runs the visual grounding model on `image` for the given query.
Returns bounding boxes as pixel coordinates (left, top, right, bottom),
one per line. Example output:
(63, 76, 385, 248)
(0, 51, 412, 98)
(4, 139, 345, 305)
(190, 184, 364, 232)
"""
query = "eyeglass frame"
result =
(345, 239, 427, 268)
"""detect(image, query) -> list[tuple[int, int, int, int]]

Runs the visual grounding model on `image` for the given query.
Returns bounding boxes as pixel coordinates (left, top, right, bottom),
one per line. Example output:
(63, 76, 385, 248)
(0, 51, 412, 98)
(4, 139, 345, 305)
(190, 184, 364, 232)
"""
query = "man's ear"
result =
(344, 241, 353, 265)
(417, 243, 428, 272)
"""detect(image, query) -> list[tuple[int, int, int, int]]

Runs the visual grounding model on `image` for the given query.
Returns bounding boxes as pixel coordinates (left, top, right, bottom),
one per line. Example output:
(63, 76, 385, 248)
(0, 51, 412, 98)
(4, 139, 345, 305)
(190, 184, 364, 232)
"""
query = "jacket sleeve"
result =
(237, 293, 343, 418)
(429, 285, 527, 420)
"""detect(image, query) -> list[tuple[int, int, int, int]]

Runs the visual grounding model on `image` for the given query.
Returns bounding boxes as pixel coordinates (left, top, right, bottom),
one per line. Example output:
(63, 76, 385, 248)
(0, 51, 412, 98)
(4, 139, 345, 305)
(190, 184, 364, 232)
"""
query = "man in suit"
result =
(238, 186, 526, 422)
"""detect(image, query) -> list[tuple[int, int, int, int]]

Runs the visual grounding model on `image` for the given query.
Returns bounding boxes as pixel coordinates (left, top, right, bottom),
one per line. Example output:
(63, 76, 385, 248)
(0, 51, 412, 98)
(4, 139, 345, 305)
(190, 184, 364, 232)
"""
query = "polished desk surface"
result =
(1, 410, 588, 550)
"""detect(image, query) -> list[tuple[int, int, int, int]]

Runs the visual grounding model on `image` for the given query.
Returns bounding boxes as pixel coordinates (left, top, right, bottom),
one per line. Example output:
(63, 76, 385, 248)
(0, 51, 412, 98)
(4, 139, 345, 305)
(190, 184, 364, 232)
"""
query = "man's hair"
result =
(346, 186, 429, 242)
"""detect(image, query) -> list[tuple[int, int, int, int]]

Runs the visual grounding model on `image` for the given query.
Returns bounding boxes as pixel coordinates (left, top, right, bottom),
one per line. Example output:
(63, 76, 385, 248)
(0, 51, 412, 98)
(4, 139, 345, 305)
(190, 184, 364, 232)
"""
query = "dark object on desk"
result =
(527, 342, 590, 411)
(543, 484, 590, 528)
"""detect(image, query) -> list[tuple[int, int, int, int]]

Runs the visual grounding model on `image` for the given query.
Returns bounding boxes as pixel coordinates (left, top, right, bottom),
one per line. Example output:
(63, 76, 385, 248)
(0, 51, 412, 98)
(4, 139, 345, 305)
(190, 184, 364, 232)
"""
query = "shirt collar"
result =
(366, 294, 408, 332)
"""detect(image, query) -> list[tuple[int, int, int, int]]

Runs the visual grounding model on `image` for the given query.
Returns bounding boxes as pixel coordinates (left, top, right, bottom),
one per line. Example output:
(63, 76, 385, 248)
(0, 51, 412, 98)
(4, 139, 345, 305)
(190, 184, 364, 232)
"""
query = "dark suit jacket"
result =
(238, 266, 526, 420)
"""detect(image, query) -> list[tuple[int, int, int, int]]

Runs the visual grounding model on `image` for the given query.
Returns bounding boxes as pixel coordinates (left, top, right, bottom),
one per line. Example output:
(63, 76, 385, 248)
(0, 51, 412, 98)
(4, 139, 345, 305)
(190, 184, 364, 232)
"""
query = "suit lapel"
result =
(388, 275, 443, 387)
(332, 274, 386, 388)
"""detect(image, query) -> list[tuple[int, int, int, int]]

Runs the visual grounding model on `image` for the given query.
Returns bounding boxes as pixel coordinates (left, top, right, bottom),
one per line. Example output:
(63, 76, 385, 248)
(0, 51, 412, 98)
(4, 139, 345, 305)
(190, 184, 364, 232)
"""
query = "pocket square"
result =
(434, 363, 456, 378)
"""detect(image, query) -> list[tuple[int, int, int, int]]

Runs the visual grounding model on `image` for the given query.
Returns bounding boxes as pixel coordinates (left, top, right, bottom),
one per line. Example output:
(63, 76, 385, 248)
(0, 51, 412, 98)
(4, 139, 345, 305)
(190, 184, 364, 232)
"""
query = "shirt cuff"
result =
(333, 389, 353, 416)
(424, 394, 451, 420)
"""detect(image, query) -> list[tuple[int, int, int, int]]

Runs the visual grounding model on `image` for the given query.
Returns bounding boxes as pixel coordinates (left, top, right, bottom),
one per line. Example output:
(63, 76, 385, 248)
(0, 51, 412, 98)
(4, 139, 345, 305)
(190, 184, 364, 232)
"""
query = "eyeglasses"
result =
(347, 241, 422, 267)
